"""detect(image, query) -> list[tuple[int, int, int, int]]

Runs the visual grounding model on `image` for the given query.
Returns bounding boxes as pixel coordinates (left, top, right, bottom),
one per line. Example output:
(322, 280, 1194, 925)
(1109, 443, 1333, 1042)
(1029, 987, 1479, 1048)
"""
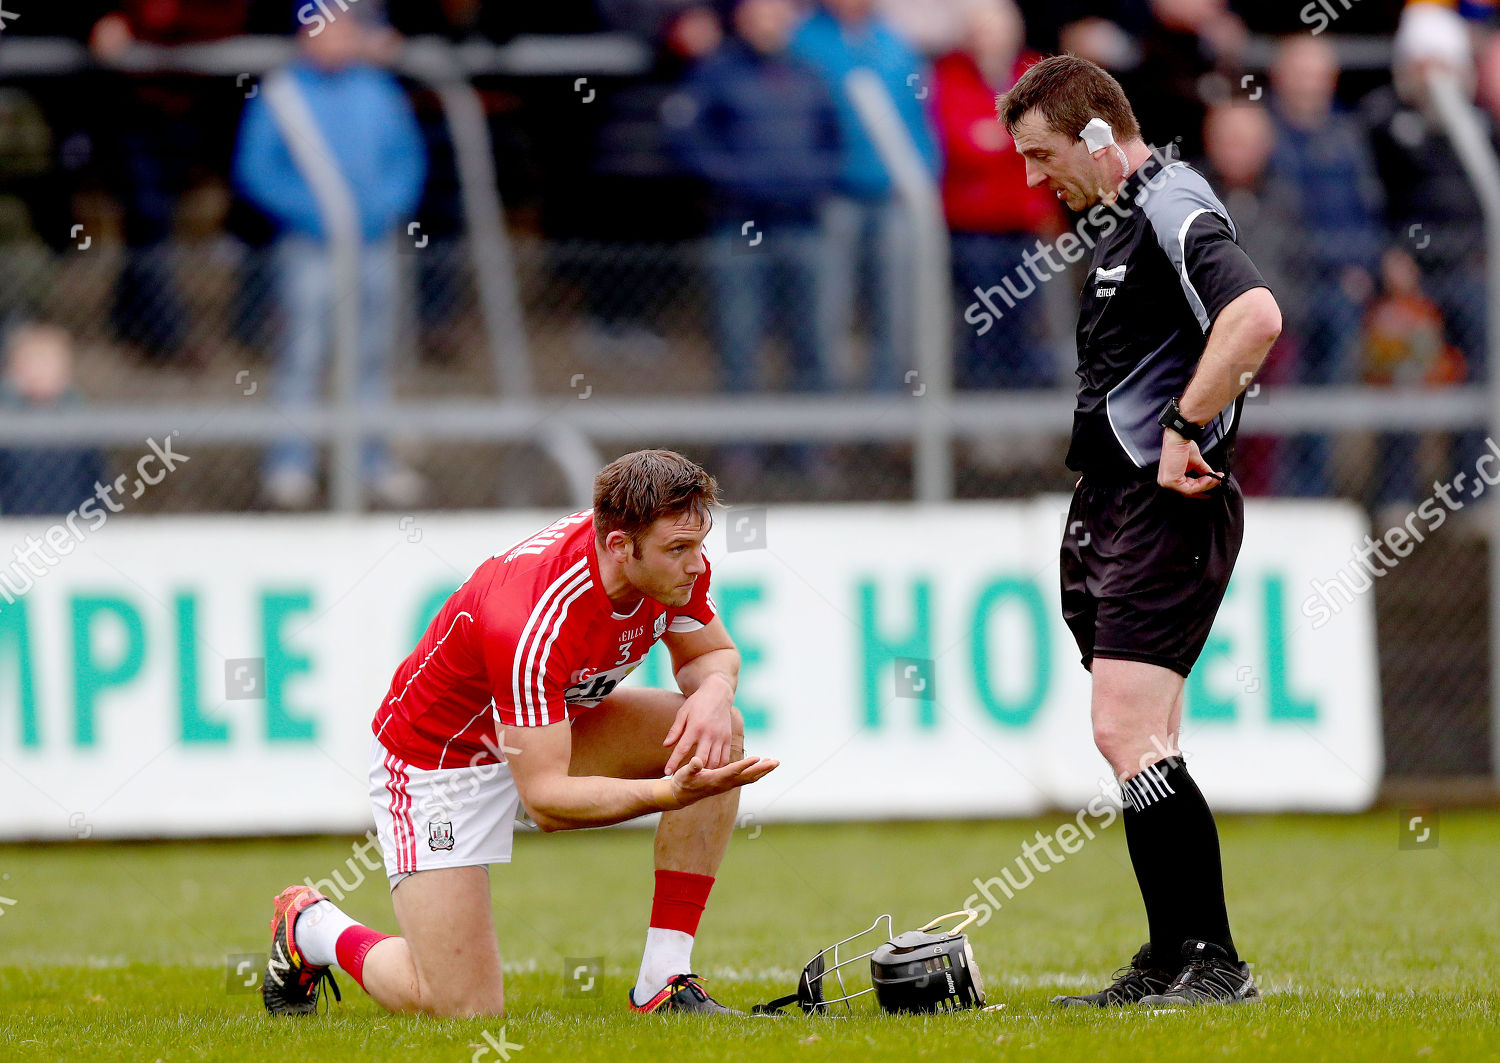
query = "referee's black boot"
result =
(1140, 940, 1262, 1007)
(1050, 944, 1174, 1007)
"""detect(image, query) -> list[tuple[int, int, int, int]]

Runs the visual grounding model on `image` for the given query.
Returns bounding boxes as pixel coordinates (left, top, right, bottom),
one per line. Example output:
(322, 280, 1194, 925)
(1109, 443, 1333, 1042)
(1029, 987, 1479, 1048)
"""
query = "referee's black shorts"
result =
(1060, 472, 1244, 677)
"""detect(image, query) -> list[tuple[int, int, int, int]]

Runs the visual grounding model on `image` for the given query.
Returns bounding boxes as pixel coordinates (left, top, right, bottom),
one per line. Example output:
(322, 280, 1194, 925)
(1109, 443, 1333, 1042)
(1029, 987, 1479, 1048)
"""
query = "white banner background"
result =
(0, 500, 1381, 840)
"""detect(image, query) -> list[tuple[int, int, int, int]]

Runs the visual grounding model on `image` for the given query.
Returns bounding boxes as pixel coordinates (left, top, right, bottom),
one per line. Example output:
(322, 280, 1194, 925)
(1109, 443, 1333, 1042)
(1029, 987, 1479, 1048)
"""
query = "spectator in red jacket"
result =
(932, 0, 1059, 388)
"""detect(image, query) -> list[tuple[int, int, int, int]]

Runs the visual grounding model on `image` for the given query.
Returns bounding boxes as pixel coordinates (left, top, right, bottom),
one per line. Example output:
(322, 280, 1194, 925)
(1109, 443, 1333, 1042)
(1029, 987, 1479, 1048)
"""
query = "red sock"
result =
(334, 925, 393, 989)
(650, 869, 715, 936)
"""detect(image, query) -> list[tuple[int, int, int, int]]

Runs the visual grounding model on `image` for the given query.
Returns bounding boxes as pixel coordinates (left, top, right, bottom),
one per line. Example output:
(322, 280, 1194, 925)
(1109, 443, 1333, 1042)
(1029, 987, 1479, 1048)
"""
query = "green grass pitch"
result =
(2, 811, 1498, 1061)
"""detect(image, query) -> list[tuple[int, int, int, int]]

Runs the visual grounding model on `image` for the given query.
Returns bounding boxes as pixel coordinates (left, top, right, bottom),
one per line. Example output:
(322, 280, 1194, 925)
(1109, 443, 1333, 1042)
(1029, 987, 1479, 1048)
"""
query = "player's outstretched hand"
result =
(1158, 431, 1221, 497)
(668, 755, 778, 807)
(663, 688, 737, 772)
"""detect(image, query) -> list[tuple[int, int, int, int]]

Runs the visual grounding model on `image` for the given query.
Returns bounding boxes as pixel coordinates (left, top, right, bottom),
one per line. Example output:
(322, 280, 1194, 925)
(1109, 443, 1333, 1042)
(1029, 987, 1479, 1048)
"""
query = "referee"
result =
(999, 56, 1282, 1007)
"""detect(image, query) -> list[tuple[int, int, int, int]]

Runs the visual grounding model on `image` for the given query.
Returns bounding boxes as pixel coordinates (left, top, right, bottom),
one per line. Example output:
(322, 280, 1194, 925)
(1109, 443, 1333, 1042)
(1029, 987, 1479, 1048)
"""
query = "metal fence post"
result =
(845, 68, 953, 503)
(404, 41, 599, 506)
(1427, 68, 1500, 779)
(405, 48, 535, 398)
(261, 69, 364, 513)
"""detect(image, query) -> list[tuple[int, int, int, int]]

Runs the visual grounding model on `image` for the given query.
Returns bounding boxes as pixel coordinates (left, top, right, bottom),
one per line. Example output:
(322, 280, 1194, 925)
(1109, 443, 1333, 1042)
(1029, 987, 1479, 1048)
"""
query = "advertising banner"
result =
(0, 500, 1381, 839)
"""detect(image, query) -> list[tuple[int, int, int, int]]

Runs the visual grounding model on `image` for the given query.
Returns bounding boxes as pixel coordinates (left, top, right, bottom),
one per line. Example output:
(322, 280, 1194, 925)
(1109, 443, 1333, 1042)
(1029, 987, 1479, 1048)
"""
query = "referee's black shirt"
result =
(1067, 153, 1270, 479)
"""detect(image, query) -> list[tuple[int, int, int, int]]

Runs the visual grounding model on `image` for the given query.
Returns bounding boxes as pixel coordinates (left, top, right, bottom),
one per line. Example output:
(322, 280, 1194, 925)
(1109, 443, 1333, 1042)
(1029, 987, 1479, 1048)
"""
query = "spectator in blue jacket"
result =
(671, 0, 841, 398)
(791, 0, 940, 392)
(233, 7, 427, 509)
(1267, 33, 1384, 497)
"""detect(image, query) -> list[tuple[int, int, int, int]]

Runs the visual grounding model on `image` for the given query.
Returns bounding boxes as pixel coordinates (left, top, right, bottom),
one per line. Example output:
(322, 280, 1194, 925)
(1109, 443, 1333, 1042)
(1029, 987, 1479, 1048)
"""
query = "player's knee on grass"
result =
(387, 867, 505, 1017)
(406, 969, 505, 1018)
(434, 985, 505, 1019)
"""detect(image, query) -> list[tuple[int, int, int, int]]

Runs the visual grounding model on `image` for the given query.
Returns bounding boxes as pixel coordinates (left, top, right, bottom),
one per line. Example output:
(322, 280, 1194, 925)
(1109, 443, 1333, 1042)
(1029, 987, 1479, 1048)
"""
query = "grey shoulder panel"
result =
(1137, 164, 1236, 332)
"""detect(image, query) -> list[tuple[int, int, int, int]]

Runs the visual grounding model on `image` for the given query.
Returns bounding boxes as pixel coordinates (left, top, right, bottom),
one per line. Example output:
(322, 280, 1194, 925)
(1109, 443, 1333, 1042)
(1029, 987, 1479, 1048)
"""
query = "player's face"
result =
(625, 510, 711, 608)
(1013, 111, 1104, 212)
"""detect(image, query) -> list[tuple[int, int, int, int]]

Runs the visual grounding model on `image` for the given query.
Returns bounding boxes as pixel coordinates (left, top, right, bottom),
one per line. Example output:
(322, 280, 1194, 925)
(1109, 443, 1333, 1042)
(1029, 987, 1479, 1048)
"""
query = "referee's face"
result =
(1013, 110, 1106, 212)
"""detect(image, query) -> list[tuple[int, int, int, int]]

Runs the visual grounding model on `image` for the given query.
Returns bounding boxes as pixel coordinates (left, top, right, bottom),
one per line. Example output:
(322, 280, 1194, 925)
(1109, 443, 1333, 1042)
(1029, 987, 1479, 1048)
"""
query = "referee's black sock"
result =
(1121, 756, 1237, 966)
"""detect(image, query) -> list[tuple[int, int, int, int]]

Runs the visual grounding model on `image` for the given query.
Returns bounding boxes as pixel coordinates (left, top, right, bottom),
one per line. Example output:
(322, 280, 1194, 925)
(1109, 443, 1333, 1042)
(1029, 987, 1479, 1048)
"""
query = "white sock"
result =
(633, 927, 695, 1003)
(294, 900, 358, 968)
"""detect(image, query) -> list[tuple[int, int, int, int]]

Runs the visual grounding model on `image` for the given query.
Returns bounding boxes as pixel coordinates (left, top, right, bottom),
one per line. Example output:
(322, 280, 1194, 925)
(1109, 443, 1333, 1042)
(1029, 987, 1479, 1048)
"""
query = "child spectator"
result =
(0, 323, 108, 516)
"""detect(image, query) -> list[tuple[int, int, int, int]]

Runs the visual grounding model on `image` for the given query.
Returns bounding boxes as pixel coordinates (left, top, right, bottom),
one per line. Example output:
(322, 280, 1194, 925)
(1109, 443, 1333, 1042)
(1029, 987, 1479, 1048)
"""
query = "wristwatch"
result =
(1158, 396, 1205, 442)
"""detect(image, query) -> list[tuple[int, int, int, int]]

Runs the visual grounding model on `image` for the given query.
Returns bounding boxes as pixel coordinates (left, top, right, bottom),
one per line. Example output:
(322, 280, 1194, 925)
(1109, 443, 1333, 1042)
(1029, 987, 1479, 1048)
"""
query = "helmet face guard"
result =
(871, 911, 987, 1013)
(753, 911, 986, 1016)
(752, 914, 895, 1015)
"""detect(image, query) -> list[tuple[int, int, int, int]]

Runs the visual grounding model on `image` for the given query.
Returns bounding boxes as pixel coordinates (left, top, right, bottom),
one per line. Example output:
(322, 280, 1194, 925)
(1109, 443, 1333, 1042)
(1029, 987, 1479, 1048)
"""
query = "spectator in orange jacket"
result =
(932, 0, 1060, 388)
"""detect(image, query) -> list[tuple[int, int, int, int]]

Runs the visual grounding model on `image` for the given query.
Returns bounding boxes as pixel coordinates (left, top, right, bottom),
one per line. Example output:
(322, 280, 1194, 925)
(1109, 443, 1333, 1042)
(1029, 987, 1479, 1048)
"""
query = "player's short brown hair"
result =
(997, 54, 1140, 143)
(593, 449, 719, 550)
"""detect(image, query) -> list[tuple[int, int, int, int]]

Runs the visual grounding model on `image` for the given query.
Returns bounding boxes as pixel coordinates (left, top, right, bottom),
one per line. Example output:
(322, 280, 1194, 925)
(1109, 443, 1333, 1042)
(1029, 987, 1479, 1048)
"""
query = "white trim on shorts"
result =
(368, 736, 524, 890)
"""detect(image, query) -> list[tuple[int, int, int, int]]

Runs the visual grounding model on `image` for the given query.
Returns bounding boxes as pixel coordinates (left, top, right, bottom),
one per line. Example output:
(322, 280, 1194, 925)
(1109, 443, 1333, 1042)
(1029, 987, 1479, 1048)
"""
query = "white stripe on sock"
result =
(1153, 763, 1177, 795)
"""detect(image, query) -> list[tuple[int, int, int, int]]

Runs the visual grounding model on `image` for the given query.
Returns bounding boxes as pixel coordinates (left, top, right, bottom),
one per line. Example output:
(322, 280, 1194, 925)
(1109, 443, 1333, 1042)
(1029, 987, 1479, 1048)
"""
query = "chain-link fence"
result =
(0, 50, 1492, 780)
(0, 234, 1481, 503)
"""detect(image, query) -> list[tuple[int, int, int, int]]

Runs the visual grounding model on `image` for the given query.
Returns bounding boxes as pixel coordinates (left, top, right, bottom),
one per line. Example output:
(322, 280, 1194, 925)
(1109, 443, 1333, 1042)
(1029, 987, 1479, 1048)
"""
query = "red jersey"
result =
(372, 510, 716, 770)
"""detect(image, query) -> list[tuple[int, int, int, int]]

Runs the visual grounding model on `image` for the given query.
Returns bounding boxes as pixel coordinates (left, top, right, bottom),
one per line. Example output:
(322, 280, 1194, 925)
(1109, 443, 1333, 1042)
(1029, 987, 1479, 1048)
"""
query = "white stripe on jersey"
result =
(520, 567, 591, 726)
(512, 559, 589, 727)
(533, 577, 594, 725)
(376, 610, 475, 742)
(438, 697, 497, 770)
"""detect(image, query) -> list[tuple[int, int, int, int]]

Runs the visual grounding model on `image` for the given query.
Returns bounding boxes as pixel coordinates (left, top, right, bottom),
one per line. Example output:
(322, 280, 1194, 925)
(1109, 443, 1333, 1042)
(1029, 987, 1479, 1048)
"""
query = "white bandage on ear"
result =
(1080, 117, 1115, 153)
(1081, 116, 1130, 181)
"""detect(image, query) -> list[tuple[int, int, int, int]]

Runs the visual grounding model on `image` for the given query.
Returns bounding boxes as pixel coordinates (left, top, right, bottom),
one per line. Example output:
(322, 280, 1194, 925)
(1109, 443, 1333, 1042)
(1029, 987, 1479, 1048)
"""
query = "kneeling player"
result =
(260, 449, 777, 1017)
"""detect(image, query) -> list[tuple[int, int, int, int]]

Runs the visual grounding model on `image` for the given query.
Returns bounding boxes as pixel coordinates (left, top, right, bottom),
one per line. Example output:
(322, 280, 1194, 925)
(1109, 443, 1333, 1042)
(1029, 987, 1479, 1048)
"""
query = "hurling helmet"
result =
(752, 911, 986, 1015)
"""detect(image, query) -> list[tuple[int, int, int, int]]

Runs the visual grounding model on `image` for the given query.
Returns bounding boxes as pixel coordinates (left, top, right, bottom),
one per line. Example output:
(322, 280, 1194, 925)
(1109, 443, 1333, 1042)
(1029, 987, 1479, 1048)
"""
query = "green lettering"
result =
(71, 595, 146, 746)
(970, 579, 1050, 727)
(0, 599, 39, 747)
(1185, 632, 1236, 722)
(1265, 575, 1317, 722)
(263, 590, 317, 741)
(411, 585, 458, 649)
(858, 578, 933, 729)
(637, 641, 668, 688)
(176, 592, 228, 743)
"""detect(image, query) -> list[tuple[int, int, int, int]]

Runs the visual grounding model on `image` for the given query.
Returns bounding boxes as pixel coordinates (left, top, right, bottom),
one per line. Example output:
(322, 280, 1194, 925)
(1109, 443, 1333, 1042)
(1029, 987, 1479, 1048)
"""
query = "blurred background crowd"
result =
(0, 0, 1493, 516)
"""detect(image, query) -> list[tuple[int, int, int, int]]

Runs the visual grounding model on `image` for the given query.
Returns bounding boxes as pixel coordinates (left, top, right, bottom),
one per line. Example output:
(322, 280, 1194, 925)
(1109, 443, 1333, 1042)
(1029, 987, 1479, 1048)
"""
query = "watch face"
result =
(1160, 400, 1201, 441)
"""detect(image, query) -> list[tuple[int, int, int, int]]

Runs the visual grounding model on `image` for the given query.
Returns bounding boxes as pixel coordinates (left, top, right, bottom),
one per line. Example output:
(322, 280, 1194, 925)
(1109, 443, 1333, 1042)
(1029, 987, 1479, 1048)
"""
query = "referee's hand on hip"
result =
(1158, 429, 1223, 497)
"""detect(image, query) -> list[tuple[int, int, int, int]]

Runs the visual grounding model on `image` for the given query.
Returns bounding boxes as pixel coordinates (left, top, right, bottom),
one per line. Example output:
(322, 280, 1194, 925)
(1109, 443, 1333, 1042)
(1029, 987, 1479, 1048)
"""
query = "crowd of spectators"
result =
(0, 0, 1497, 511)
